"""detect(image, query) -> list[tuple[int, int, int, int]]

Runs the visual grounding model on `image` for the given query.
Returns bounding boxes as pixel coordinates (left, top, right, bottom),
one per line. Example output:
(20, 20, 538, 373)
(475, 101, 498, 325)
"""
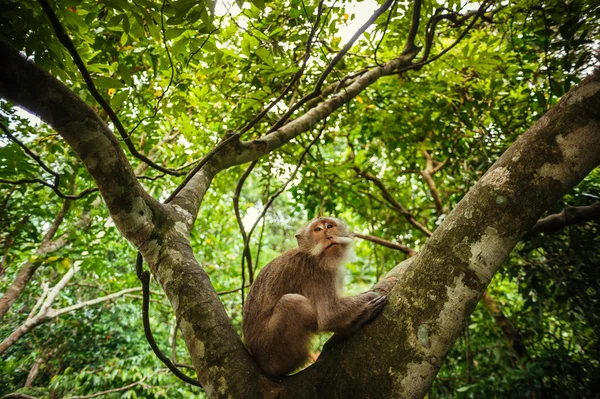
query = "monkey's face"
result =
(296, 217, 353, 260)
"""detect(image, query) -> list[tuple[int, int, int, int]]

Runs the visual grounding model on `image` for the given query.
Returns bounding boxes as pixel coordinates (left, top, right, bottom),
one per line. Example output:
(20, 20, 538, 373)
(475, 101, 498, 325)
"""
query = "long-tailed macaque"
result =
(242, 217, 387, 376)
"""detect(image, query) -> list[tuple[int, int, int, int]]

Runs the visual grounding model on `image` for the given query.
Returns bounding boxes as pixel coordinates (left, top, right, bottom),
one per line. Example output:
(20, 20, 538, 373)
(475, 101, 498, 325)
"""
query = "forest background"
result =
(0, 0, 599, 397)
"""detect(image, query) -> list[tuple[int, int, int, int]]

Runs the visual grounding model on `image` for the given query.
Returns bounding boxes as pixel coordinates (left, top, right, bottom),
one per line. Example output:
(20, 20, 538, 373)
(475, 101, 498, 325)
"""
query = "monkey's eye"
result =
(326, 224, 334, 229)
(314, 227, 322, 232)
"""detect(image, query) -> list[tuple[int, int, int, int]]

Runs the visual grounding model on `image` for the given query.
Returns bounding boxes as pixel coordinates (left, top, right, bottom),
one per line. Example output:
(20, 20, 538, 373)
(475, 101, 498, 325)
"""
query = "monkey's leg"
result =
(319, 292, 387, 335)
(257, 293, 318, 376)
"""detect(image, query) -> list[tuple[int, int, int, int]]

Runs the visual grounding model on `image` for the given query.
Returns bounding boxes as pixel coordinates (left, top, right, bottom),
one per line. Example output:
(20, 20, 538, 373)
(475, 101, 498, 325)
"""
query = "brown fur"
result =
(242, 217, 387, 376)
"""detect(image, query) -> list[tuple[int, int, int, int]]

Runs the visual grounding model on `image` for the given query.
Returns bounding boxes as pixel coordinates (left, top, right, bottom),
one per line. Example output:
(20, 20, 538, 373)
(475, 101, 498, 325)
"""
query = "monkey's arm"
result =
(317, 292, 386, 335)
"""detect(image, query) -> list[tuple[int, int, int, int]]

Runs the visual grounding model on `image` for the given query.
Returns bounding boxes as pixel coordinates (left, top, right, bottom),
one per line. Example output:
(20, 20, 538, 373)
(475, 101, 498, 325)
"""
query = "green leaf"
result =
(93, 76, 126, 89)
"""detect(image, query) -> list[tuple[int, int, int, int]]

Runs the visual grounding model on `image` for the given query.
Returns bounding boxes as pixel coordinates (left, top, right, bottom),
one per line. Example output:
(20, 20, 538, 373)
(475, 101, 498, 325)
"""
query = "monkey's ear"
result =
(295, 233, 303, 247)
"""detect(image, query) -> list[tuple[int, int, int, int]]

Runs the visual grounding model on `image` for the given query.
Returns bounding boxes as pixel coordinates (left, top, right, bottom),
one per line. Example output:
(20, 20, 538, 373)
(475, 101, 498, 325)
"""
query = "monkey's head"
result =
(295, 217, 353, 261)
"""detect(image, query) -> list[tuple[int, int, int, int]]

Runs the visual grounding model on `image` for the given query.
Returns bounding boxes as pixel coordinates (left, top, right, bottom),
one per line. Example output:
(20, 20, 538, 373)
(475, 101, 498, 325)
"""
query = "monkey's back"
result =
(242, 249, 335, 347)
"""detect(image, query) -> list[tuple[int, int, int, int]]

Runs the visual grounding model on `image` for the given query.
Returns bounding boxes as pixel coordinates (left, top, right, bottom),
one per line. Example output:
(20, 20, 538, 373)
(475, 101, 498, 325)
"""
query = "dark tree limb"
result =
(530, 203, 600, 233)
(403, 0, 423, 55)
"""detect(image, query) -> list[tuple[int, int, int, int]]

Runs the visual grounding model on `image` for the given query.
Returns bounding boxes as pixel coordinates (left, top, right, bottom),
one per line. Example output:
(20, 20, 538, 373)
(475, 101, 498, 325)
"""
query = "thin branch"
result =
(354, 233, 417, 257)
(0, 123, 58, 181)
(52, 287, 141, 317)
(164, 132, 241, 203)
(217, 285, 250, 295)
(233, 159, 259, 302)
(0, 173, 83, 321)
(406, 1, 491, 70)
(135, 254, 202, 387)
(62, 373, 156, 399)
(36, 0, 183, 176)
(127, 0, 175, 137)
(0, 124, 97, 199)
(374, 0, 399, 66)
(421, 150, 446, 216)
(0, 264, 142, 355)
(356, 168, 433, 236)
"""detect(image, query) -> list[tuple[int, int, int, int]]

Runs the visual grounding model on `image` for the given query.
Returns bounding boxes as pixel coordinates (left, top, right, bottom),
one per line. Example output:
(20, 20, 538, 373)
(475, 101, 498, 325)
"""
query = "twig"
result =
(62, 372, 157, 399)
(127, 0, 175, 137)
(354, 233, 417, 257)
(0, 123, 97, 199)
(405, 0, 491, 71)
(374, 0, 399, 66)
(233, 160, 259, 305)
(355, 168, 432, 236)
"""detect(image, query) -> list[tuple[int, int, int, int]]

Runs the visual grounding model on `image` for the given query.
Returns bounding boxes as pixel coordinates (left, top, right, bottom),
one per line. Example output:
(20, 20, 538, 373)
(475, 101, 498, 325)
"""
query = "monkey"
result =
(242, 216, 387, 376)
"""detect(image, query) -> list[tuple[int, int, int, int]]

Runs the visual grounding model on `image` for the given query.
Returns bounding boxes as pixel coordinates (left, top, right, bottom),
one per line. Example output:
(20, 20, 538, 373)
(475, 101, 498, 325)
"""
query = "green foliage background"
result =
(0, 0, 598, 397)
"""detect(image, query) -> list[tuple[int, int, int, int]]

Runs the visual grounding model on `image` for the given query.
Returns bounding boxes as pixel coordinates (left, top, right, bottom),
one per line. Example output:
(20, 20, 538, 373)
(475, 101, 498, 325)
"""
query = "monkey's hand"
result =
(360, 292, 387, 325)
(337, 292, 387, 334)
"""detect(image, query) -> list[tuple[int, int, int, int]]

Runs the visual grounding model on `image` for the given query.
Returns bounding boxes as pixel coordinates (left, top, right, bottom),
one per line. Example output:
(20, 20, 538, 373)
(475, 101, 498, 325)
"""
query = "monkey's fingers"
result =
(366, 295, 387, 318)
(368, 295, 387, 307)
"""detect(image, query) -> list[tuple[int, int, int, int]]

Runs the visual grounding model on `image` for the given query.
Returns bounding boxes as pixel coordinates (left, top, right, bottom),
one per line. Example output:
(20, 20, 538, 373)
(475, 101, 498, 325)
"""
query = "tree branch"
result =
(297, 66, 600, 398)
(402, 0, 423, 55)
(354, 233, 417, 257)
(0, 40, 163, 248)
(356, 168, 433, 236)
(530, 203, 600, 233)
(0, 175, 89, 321)
(420, 150, 446, 216)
